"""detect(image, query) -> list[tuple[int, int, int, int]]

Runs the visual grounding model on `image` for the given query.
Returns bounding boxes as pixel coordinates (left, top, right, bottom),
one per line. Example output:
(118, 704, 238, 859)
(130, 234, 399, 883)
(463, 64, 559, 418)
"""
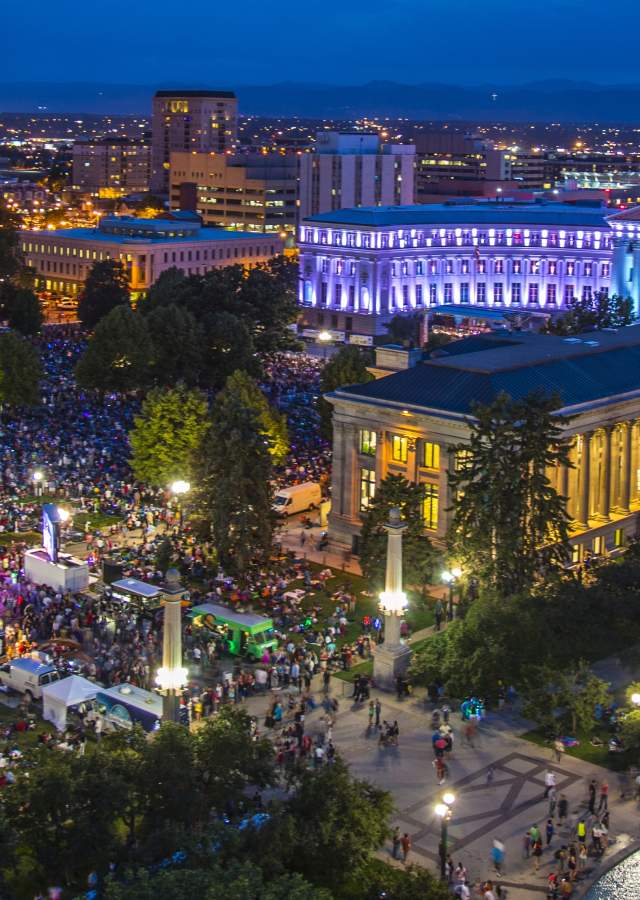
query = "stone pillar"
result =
(342, 425, 357, 521)
(331, 422, 346, 516)
(622, 421, 633, 512)
(373, 508, 412, 690)
(157, 568, 187, 722)
(598, 426, 612, 519)
(578, 432, 592, 527)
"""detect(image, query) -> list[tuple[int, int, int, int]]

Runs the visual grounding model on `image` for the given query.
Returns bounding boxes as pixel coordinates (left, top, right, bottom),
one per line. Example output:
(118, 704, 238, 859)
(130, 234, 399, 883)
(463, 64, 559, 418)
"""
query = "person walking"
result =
(598, 779, 609, 813)
(548, 785, 558, 818)
(532, 837, 543, 872)
(557, 793, 569, 828)
(392, 826, 401, 860)
(368, 700, 375, 729)
(546, 818, 555, 847)
(576, 818, 587, 847)
(491, 839, 505, 876)
(400, 832, 411, 863)
(375, 698, 382, 728)
(588, 779, 597, 814)
(554, 738, 565, 763)
(522, 830, 531, 859)
(544, 770, 557, 799)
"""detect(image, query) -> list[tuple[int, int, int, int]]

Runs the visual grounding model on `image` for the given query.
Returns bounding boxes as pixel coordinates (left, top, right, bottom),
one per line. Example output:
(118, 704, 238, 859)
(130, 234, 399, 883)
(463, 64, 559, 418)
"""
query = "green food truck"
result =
(189, 603, 278, 660)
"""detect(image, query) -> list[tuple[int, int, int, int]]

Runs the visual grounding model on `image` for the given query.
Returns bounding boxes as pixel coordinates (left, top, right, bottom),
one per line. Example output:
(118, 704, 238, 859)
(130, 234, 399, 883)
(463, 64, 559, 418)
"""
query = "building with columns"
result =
(326, 329, 640, 563)
(297, 200, 614, 340)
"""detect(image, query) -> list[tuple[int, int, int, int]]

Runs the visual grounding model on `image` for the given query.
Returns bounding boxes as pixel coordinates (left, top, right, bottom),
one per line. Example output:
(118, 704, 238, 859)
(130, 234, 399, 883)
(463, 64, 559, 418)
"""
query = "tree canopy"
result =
(77, 259, 131, 329)
(129, 385, 210, 487)
(0, 331, 42, 406)
(545, 291, 636, 335)
(319, 346, 374, 439)
(224, 370, 289, 465)
(448, 390, 571, 598)
(146, 304, 204, 387)
(0, 285, 43, 335)
(75, 306, 153, 392)
(359, 474, 436, 593)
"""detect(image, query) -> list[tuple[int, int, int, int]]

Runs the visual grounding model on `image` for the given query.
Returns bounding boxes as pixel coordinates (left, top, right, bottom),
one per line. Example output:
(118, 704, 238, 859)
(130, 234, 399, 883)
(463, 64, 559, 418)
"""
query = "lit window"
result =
(360, 468, 376, 512)
(391, 435, 408, 463)
(614, 528, 626, 548)
(360, 429, 377, 456)
(423, 484, 439, 530)
(423, 442, 440, 469)
(455, 449, 473, 471)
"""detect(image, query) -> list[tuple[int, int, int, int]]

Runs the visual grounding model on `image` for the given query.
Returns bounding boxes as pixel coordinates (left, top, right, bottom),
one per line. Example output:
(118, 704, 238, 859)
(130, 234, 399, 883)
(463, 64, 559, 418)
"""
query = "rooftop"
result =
(333, 327, 640, 417)
(305, 201, 610, 229)
(155, 89, 236, 99)
(24, 217, 265, 245)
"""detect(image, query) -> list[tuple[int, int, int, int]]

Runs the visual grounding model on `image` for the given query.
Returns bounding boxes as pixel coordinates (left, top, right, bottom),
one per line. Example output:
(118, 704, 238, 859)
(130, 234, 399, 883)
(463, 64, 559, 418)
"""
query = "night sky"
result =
(3, 0, 640, 85)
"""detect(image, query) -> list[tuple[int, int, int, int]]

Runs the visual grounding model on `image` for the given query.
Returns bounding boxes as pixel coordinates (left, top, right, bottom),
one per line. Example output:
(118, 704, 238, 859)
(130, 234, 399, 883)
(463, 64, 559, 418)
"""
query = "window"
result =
(476, 282, 486, 303)
(423, 484, 439, 531)
(403, 284, 409, 307)
(360, 468, 376, 512)
(391, 435, 408, 463)
(584, 262, 593, 277)
(493, 282, 504, 304)
(494, 259, 504, 274)
(461, 259, 470, 275)
(445, 259, 454, 274)
(564, 285, 575, 304)
(444, 283, 453, 302)
(455, 449, 473, 471)
(423, 442, 440, 470)
(528, 283, 539, 305)
(571, 544, 583, 564)
(416, 284, 423, 305)
(601, 262, 611, 278)
(512, 283, 521, 304)
(614, 528, 626, 548)
(512, 259, 522, 274)
(460, 282, 469, 303)
(477, 259, 486, 274)
(429, 283, 438, 304)
(566, 261, 576, 277)
(429, 260, 438, 275)
(416, 261, 424, 275)
(548, 260, 558, 275)
(582, 285, 592, 301)
(547, 284, 557, 305)
(360, 429, 377, 456)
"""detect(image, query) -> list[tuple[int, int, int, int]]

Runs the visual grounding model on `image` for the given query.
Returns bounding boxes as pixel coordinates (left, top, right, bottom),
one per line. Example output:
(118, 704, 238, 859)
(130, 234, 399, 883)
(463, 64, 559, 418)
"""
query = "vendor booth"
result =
(95, 683, 163, 732)
(189, 604, 278, 660)
(42, 675, 98, 731)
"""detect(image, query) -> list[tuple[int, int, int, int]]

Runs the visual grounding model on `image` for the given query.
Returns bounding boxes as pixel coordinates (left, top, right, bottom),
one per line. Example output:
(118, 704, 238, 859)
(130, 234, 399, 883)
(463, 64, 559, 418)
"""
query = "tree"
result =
(77, 259, 130, 329)
(237, 257, 300, 353)
(522, 665, 610, 737)
(146, 303, 204, 387)
(198, 379, 274, 575)
(224, 370, 289, 464)
(201, 311, 262, 389)
(137, 266, 189, 316)
(359, 474, 436, 593)
(129, 385, 209, 487)
(342, 859, 452, 900)
(0, 331, 42, 406)
(75, 306, 153, 392)
(545, 291, 636, 336)
(319, 345, 374, 439)
(448, 390, 572, 598)
(0, 199, 23, 282)
(2, 285, 43, 335)
(384, 312, 423, 346)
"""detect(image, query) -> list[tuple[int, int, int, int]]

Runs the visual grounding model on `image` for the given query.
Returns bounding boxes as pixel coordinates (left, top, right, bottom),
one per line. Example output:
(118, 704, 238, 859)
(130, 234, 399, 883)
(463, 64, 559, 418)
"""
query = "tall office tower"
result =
(72, 138, 151, 196)
(150, 90, 238, 194)
(297, 132, 415, 222)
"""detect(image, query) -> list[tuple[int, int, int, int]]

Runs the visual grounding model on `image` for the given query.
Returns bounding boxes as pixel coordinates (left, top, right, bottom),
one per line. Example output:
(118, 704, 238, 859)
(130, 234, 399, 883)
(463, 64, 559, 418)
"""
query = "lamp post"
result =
(441, 566, 462, 620)
(155, 567, 188, 723)
(32, 470, 44, 498)
(435, 791, 455, 878)
(373, 507, 412, 689)
(170, 480, 190, 531)
(631, 693, 640, 706)
(317, 329, 332, 361)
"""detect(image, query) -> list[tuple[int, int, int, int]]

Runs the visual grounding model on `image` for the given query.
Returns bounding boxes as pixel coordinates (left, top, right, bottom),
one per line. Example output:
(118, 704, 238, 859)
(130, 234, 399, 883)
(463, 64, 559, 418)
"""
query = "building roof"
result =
(607, 205, 640, 223)
(111, 578, 163, 599)
(305, 201, 610, 229)
(155, 89, 236, 99)
(190, 603, 272, 629)
(334, 327, 640, 417)
(24, 224, 266, 245)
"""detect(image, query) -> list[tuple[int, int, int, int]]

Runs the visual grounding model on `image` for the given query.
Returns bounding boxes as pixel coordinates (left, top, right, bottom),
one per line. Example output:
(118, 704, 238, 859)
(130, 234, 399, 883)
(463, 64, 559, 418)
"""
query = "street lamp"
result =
(318, 329, 332, 360)
(441, 566, 462, 620)
(32, 470, 44, 498)
(170, 480, 190, 531)
(435, 792, 455, 878)
(57, 507, 70, 523)
(631, 693, 640, 706)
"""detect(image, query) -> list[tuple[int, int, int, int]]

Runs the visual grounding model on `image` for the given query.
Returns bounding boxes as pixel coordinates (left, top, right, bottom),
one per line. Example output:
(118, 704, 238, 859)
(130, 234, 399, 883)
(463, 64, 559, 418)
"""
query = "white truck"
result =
(0, 658, 60, 701)
(273, 482, 322, 517)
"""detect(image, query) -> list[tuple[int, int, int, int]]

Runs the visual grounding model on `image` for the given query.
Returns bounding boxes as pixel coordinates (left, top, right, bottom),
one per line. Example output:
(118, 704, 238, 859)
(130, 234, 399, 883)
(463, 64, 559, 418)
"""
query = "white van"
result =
(273, 482, 322, 517)
(0, 658, 60, 701)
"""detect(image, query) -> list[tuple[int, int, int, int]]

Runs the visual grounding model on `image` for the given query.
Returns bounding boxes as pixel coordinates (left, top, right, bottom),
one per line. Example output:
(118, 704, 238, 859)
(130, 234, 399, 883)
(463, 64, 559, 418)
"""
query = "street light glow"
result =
(451, 566, 462, 579)
(434, 803, 448, 818)
(57, 507, 70, 522)
(442, 791, 456, 806)
(379, 590, 408, 614)
(441, 570, 453, 583)
(32, 470, 43, 482)
(170, 480, 190, 495)
(318, 330, 332, 342)
(631, 693, 640, 706)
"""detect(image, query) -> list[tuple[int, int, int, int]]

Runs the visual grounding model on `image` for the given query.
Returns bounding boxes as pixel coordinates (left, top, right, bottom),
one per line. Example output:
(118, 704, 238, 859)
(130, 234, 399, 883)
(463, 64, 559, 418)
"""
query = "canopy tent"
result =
(42, 675, 98, 731)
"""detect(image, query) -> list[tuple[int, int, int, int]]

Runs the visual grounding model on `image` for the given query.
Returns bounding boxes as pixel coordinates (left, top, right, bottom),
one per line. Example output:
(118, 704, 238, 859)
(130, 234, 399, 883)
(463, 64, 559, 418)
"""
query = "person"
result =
(554, 844, 568, 874)
(400, 832, 411, 863)
(546, 818, 555, 846)
(598, 779, 609, 812)
(486, 764, 495, 785)
(391, 826, 401, 859)
(375, 697, 382, 728)
(522, 830, 531, 859)
(548, 785, 558, 818)
(368, 700, 375, 729)
(454, 861, 468, 885)
(576, 818, 586, 846)
(588, 779, 597, 814)
(491, 839, 505, 876)
(557, 793, 569, 828)
(578, 841, 588, 870)
(532, 836, 543, 871)
(530, 823, 541, 845)
(434, 599, 443, 631)
(544, 769, 557, 798)
(554, 738, 565, 763)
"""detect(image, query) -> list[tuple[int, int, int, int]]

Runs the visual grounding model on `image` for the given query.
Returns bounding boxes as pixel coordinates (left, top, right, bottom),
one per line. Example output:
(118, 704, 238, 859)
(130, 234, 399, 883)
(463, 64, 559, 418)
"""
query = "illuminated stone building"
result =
(326, 329, 640, 562)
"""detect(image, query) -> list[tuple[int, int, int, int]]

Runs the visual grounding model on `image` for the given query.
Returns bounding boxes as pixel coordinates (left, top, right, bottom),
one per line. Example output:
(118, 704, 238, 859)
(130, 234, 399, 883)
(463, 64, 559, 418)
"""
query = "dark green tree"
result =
(201, 310, 262, 389)
(545, 291, 636, 335)
(77, 259, 130, 329)
(448, 390, 572, 597)
(146, 303, 204, 386)
(224, 370, 289, 465)
(237, 257, 300, 353)
(0, 200, 23, 282)
(0, 331, 42, 406)
(137, 266, 189, 316)
(75, 306, 153, 392)
(359, 474, 436, 593)
(2, 285, 43, 335)
(384, 312, 423, 346)
(319, 345, 374, 439)
(198, 378, 274, 575)
(342, 858, 453, 900)
(129, 384, 209, 487)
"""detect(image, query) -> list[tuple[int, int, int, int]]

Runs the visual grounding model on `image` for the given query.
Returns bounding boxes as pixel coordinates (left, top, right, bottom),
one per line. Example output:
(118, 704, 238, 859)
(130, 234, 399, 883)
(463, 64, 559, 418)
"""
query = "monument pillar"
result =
(156, 568, 188, 722)
(373, 507, 412, 690)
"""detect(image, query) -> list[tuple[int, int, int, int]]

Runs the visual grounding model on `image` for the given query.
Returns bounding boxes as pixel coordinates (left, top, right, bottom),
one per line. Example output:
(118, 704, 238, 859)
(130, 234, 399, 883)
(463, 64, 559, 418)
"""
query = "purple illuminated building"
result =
(297, 200, 614, 339)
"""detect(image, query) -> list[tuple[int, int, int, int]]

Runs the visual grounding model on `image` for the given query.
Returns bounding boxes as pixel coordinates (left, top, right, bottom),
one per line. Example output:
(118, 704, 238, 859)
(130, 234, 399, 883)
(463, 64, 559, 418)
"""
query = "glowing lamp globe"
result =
(442, 792, 456, 806)
(434, 803, 448, 818)
(156, 666, 188, 692)
(379, 590, 408, 615)
(631, 693, 640, 706)
(170, 480, 190, 495)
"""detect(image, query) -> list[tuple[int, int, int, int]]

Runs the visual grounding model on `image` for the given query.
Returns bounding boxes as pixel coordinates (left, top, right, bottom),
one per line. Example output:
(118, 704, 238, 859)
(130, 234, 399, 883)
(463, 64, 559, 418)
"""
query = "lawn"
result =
(0, 531, 42, 547)
(72, 511, 123, 531)
(520, 727, 634, 772)
(332, 629, 435, 684)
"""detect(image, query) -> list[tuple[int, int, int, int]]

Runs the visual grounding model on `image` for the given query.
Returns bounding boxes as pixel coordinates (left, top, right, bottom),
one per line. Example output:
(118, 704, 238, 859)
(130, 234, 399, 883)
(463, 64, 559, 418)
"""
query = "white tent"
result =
(42, 675, 98, 731)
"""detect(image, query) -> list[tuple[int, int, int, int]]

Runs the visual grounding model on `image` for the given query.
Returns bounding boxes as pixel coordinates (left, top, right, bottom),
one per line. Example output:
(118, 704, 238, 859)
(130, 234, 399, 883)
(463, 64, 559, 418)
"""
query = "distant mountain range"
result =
(3, 80, 640, 121)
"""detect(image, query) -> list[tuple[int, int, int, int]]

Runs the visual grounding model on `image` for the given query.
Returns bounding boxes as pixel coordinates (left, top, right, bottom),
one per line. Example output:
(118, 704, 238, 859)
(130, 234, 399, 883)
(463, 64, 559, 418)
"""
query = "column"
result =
(578, 432, 592, 527)
(621, 421, 633, 512)
(342, 425, 357, 520)
(598, 426, 612, 519)
(332, 422, 346, 517)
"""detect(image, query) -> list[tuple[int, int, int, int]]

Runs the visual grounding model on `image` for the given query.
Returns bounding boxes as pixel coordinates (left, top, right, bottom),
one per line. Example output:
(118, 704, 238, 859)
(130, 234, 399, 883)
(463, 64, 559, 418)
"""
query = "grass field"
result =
(520, 727, 633, 772)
